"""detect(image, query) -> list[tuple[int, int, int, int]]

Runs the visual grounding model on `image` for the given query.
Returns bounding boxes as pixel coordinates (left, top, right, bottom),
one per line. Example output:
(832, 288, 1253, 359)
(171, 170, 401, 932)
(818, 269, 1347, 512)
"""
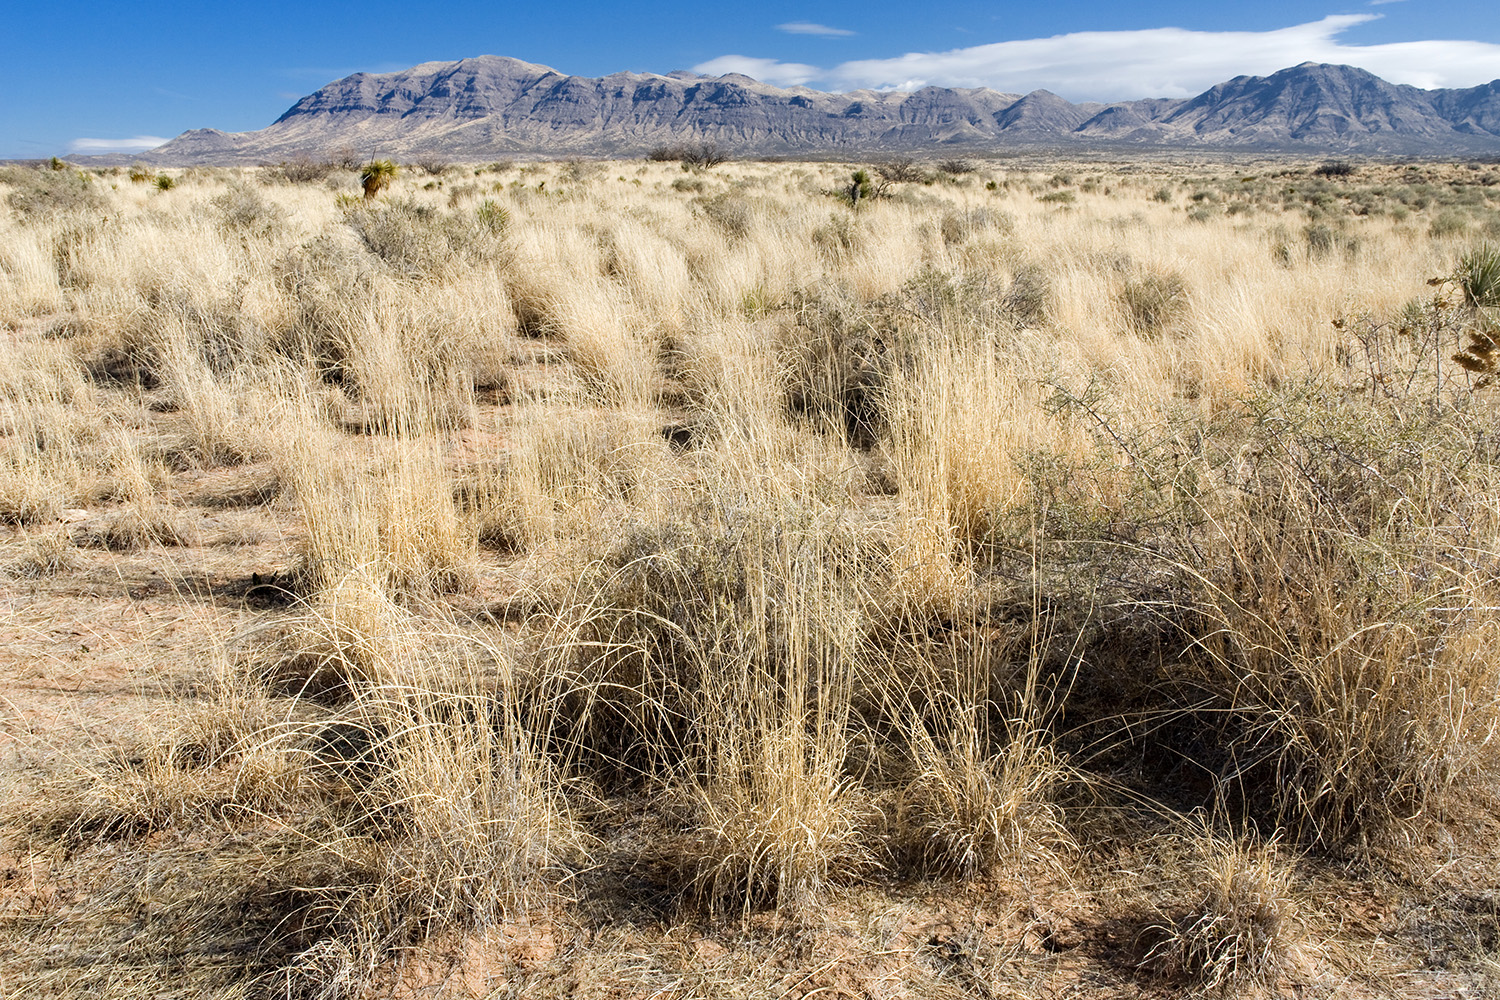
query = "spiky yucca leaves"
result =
(1452, 244, 1500, 386)
(360, 160, 398, 200)
(1456, 243, 1500, 312)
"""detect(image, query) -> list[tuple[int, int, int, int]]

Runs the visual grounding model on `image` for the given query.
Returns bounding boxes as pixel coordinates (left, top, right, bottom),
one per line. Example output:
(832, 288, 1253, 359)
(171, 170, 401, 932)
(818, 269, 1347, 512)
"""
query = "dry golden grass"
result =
(2, 155, 1500, 998)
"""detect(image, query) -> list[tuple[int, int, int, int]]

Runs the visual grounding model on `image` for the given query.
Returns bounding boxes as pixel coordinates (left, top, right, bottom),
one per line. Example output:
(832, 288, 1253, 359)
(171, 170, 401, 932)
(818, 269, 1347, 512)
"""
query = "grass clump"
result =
(1138, 832, 1301, 993)
(1121, 269, 1187, 335)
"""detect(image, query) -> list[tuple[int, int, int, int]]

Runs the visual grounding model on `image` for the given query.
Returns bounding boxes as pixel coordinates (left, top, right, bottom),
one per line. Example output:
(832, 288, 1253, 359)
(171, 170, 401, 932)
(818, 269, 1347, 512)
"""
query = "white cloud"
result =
(696, 16, 1500, 100)
(66, 135, 170, 154)
(777, 22, 855, 37)
(691, 55, 820, 87)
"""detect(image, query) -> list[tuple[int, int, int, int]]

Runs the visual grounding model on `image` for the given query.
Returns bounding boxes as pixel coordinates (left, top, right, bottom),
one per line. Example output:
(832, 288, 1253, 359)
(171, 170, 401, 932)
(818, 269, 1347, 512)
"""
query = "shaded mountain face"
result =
(140, 57, 1500, 163)
(1150, 63, 1462, 147)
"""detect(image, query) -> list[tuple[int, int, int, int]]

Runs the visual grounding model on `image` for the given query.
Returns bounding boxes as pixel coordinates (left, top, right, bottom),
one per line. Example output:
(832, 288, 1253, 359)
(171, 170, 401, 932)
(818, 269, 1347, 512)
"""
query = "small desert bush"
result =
(1121, 268, 1188, 335)
(779, 289, 899, 447)
(281, 432, 474, 601)
(3, 529, 77, 578)
(688, 715, 871, 915)
(5, 167, 106, 219)
(212, 184, 287, 239)
(1313, 160, 1355, 178)
(344, 198, 507, 279)
(937, 158, 977, 175)
(360, 159, 398, 199)
(894, 701, 1073, 879)
(648, 141, 729, 169)
(1138, 831, 1300, 992)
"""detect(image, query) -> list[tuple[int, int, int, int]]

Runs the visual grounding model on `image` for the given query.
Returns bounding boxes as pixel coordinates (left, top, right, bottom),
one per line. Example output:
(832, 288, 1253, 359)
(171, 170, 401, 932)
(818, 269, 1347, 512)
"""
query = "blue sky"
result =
(3, 1, 1498, 159)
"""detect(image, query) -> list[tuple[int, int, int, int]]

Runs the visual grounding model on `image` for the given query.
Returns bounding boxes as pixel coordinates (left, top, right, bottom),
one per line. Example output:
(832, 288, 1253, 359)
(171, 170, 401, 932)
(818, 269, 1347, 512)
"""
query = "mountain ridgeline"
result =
(145, 57, 1500, 163)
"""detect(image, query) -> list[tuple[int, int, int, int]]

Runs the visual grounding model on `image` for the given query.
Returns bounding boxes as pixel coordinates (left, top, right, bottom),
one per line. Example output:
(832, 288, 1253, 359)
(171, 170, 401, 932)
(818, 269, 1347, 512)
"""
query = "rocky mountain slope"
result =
(138, 57, 1500, 163)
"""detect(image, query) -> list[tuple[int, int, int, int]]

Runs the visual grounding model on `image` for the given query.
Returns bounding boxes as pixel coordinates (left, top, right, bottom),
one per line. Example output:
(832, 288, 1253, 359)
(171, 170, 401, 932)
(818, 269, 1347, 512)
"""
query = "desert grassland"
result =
(1, 154, 1499, 998)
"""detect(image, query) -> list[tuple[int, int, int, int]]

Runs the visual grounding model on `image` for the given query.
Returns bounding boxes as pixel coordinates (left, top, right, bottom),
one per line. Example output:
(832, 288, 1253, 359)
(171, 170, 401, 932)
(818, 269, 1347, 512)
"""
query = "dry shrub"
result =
(551, 281, 658, 407)
(554, 504, 878, 913)
(271, 570, 419, 699)
(939, 206, 1013, 245)
(273, 234, 491, 430)
(1181, 508, 1499, 850)
(13, 639, 581, 998)
(343, 198, 507, 280)
(20, 741, 294, 849)
(493, 407, 666, 548)
(895, 705, 1072, 879)
(72, 505, 198, 550)
(1138, 832, 1300, 993)
(1097, 372, 1500, 851)
(1121, 268, 1188, 336)
(885, 343, 1077, 550)
(4, 167, 106, 219)
(17, 654, 301, 851)
(4, 529, 77, 578)
(213, 184, 287, 239)
(71, 433, 197, 550)
(688, 716, 871, 915)
(779, 290, 896, 447)
(282, 434, 474, 601)
(274, 232, 379, 375)
(0, 459, 64, 526)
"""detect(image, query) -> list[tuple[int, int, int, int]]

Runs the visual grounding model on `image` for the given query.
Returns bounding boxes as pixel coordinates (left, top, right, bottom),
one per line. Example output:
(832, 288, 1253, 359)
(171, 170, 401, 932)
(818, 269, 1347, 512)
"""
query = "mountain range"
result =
(137, 56, 1500, 163)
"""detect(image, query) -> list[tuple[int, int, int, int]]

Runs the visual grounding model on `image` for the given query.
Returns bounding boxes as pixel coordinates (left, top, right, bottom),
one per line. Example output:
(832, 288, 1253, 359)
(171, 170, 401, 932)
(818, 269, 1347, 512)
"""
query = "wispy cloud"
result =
(67, 135, 170, 154)
(691, 55, 820, 87)
(695, 15, 1500, 100)
(1368, 0, 1408, 6)
(777, 22, 854, 37)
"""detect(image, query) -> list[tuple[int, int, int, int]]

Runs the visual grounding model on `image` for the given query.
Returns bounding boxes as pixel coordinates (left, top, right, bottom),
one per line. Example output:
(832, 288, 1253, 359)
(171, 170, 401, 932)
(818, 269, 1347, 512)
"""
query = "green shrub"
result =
(845, 170, 875, 206)
(475, 199, 509, 233)
(1313, 160, 1356, 178)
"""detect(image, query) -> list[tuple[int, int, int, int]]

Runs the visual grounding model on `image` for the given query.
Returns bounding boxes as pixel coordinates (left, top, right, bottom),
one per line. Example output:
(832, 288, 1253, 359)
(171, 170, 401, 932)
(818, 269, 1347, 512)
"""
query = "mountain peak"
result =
(135, 56, 1500, 164)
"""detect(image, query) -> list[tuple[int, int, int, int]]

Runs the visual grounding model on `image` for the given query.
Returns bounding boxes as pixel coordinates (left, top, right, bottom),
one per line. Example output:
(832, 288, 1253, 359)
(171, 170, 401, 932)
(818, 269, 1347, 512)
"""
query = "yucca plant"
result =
(1450, 244, 1500, 386)
(1456, 242, 1500, 313)
(360, 159, 398, 200)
